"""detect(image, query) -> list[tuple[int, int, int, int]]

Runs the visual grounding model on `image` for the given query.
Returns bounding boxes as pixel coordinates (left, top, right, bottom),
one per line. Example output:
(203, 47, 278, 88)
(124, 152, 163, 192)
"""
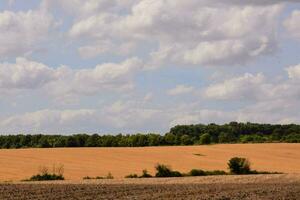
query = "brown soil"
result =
(1, 174, 300, 200)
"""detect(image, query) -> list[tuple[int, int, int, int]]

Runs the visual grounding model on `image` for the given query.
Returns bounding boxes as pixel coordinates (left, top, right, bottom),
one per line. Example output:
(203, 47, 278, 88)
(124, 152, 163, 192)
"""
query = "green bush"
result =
(228, 157, 251, 174)
(125, 174, 138, 178)
(155, 164, 182, 177)
(26, 173, 64, 181)
(140, 169, 152, 178)
(189, 169, 227, 176)
(204, 170, 227, 175)
(189, 169, 206, 176)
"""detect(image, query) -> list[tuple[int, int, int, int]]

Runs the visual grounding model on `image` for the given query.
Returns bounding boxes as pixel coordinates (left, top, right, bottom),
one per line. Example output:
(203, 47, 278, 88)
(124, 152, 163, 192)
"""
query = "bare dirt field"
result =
(0, 143, 299, 181)
(1, 174, 300, 200)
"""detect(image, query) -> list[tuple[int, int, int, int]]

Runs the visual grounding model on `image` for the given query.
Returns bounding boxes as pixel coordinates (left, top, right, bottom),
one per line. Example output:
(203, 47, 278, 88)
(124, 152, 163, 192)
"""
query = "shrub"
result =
(228, 157, 251, 174)
(189, 169, 227, 176)
(125, 174, 138, 178)
(155, 164, 182, 177)
(205, 170, 227, 176)
(27, 173, 64, 181)
(140, 169, 152, 178)
(170, 171, 182, 177)
(189, 169, 206, 176)
(24, 164, 65, 181)
(106, 172, 114, 179)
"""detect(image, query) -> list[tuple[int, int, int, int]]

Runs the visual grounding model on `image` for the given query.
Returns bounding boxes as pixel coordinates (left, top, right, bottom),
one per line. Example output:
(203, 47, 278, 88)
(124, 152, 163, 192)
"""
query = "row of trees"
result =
(0, 122, 299, 148)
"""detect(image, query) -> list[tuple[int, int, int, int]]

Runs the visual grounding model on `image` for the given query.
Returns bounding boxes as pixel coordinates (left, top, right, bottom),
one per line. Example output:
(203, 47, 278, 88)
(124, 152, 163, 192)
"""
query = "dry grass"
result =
(0, 143, 299, 181)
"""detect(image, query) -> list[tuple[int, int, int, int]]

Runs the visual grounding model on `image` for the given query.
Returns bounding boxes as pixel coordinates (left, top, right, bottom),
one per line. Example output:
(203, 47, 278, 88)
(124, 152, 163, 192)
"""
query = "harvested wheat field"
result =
(0, 143, 299, 181)
(1, 174, 300, 200)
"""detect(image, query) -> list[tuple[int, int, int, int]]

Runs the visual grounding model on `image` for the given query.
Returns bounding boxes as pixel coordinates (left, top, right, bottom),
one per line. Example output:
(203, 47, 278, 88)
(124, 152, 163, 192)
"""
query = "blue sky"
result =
(0, 0, 300, 134)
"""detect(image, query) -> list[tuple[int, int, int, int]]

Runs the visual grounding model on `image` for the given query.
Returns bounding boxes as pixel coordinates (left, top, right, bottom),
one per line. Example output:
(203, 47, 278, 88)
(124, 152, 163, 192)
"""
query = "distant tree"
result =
(164, 133, 176, 145)
(66, 136, 79, 147)
(218, 132, 236, 143)
(39, 137, 51, 148)
(199, 133, 211, 144)
(86, 134, 100, 147)
(180, 135, 193, 145)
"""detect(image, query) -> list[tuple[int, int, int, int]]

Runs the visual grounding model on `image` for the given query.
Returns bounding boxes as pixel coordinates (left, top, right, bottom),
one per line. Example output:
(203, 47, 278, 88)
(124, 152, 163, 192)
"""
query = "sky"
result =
(1, 0, 300, 134)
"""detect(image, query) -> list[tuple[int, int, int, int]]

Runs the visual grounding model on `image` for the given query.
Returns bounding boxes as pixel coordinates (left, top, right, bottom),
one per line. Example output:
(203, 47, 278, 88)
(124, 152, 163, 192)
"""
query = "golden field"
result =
(0, 143, 299, 181)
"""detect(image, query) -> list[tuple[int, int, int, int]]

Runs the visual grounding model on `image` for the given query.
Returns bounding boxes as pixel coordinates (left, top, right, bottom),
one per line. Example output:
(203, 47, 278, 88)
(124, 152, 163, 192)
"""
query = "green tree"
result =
(199, 133, 211, 144)
(218, 132, 236, 143)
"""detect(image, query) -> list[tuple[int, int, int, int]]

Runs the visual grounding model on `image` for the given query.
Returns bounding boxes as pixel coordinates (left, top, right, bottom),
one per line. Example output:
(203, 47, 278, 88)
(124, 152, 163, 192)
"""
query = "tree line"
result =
(0, 122, 299, 148)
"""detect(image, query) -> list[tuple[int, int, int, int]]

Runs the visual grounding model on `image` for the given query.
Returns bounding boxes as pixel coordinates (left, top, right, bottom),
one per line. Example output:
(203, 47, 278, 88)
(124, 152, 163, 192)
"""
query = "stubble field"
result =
(0, 174, 300, 199)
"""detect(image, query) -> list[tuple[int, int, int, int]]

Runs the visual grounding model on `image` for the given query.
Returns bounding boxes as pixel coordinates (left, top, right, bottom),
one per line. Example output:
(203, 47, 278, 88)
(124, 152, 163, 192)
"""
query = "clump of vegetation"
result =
(83, 176, 104, 180)
(188, 169, 227, 176)
(24, 164, 65, 181)
(125, 158, 280, 179)
(189, 169, 206, 176)
(125, 174, 138, 178)
(28, 173, 64, 181)
(140, 169, 152, 178)
(227, 157, 281, 175)
(155, 164, 182, 177)
(106, 172, 114, 179)
(125, 169, 152, 178)
(228, 157, 251, 174)
(84, 172, 114, 180)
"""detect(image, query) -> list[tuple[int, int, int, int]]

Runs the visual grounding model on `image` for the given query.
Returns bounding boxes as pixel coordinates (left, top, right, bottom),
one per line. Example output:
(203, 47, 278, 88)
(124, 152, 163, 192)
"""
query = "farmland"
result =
(0, 143, 299, 181)
(0, 174, 300, 200)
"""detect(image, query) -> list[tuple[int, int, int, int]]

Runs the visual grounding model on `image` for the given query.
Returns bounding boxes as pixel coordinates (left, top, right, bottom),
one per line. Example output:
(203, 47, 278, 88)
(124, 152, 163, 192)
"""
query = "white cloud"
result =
(284, 10, 300, 40)
(67, 1, 282, 66)
(168, 85, 194, 96)
(286, 64, 300, 79)
(0, 57, 143, 100)
(169, 109, 236, 127)
(0, 109, 96, 133)
(0, 8, 54, 58)
(204, 73, 266, 100)
(0, 57, 57, 89)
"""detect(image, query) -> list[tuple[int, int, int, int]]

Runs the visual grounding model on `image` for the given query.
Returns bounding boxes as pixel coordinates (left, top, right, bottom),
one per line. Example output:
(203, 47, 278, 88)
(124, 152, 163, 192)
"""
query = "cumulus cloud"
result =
(0, 57, 143, 100)
(66, 0, 282, 66)
(0, 8, 54, 58)
(168, 85, 194, 96)
(204, 73, 267, 100)
(0, 58, 57, 89)
(0, 99, 166, 133)
(286, 64, 300, 79)
(0, 109, 97, 133)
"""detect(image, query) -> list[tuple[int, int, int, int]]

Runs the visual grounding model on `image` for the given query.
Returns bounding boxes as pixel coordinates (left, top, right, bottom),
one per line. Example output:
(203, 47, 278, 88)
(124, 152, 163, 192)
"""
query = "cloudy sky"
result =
(0, 0, 300, 134)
